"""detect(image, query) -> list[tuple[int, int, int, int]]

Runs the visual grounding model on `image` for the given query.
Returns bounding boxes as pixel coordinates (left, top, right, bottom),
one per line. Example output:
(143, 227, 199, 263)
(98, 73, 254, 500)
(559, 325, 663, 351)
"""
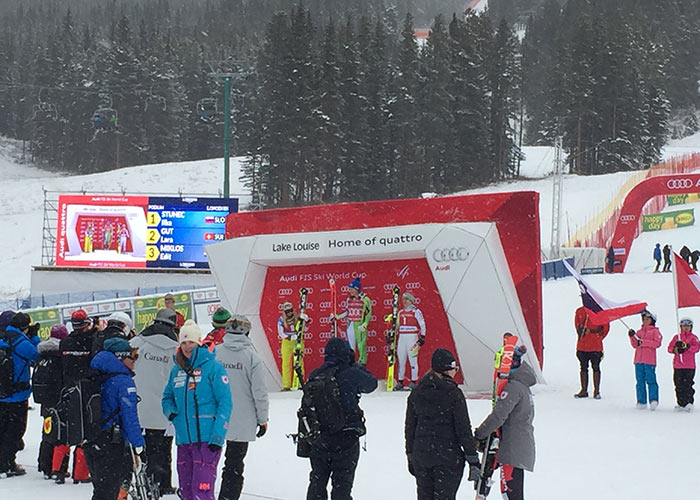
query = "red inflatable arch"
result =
(612, 173, 700, 271)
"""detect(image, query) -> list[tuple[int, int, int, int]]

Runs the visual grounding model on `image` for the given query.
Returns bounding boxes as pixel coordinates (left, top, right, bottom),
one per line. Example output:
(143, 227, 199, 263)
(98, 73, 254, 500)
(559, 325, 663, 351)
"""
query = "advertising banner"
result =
(55, 195, 237, 269)
(28, 308, 62, 340)
(667, 193, 700, 206)
(133, 293, 192, 332)
(260, 259, 462, 383)
(642, 209, 695, 232)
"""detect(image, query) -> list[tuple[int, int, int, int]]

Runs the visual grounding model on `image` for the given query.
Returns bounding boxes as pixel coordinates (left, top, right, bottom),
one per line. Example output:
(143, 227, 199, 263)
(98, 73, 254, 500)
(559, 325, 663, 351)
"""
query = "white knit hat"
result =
(178, 319, 202, 345)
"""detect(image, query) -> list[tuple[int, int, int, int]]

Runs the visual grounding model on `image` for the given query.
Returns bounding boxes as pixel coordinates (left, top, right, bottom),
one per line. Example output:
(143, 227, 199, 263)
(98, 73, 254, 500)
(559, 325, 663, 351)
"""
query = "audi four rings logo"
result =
(384, 283, 398, 291)
(278, 288, 293, 296)
(620, 215, 636, 222)
(319, 301, 331, 309)
(432, 247, 469, 262)
(667, 179, 693, 189)
(405, 282, 421, 290)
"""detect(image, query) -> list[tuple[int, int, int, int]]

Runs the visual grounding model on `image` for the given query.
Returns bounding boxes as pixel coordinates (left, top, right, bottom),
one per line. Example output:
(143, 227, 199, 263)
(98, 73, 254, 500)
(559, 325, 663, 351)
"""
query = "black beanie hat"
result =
(10, 312, 31, 330)
(431, 348, 458, 372)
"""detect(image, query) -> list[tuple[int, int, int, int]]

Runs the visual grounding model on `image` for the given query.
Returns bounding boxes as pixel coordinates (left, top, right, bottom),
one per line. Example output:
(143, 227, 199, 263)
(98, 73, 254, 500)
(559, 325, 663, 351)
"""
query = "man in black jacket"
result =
(306, 337, 377, 500)
(57, 308, 96, 483)
(405, 348, 480, 500)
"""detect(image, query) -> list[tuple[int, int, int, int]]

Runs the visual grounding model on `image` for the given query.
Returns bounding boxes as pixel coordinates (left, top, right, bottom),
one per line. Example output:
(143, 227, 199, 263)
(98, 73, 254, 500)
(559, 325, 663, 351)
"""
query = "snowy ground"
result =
(5, 270, 699, 499)
(2, 133, 700, 498)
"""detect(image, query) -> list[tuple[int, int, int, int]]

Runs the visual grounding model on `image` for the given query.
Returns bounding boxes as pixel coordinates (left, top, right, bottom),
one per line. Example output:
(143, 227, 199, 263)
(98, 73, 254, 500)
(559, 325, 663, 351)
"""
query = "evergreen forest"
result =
(0, 0, 698, 206)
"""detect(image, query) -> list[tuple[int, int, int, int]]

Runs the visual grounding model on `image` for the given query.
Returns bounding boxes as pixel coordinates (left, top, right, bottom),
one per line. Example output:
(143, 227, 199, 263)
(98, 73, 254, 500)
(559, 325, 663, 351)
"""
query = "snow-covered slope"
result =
(4, 271, 698, 499)
(2, 135, 700, 498)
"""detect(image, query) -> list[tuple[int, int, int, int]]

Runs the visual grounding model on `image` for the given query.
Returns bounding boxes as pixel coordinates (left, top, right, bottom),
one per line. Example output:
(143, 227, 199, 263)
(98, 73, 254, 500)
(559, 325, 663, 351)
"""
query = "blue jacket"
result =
(0, 326, 40, 403)
(90, 351, 145, 447)
(653, 245, 661, 260)
(161, 346, 232, 447)
(308, 337, 377, 433)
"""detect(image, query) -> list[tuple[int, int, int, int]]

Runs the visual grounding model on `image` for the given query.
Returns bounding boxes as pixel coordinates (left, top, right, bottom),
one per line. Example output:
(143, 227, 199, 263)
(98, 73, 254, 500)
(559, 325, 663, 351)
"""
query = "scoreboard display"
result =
(55, 194, 238, 269)
(146, 197, 237, 268)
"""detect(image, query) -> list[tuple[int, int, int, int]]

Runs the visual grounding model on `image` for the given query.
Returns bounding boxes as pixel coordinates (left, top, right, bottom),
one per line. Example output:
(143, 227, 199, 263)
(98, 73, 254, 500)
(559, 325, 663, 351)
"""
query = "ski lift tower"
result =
(209, 61, 249, 198)
(549, 136, 564, 259)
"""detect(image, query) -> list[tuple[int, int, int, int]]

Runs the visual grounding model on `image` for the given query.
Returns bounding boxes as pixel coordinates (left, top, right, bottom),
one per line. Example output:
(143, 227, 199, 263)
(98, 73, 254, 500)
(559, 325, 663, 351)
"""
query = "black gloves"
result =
(476, 437, 488, 453)
(637, 339, 642, 347)
(27, 323, 40, 337)
(407, 454, 415, 477)
(208, 443, 222, 453)
(468, 464, 481, 482)
(576, 327, 584, 338)
(417, 336, 425, 346)
(675, 340, 688, 353)
(168, 413, 177, 421)
(256, 423, 268, 438)
(628, 329, 636, 337)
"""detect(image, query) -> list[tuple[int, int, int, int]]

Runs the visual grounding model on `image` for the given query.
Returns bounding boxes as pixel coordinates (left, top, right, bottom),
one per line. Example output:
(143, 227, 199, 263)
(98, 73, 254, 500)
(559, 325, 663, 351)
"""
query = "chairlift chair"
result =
(197, 97, 218, 123)
(92, 108, 118, 131)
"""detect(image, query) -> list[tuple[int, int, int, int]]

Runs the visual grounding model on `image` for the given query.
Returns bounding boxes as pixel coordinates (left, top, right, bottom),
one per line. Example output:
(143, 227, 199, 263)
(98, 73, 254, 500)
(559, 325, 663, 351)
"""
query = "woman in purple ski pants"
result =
(162, 320, 232, 500)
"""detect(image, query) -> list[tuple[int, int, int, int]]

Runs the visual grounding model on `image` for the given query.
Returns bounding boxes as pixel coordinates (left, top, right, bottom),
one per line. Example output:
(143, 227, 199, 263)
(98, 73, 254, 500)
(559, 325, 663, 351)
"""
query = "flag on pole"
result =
(563, 260, 647, 323)
(673, 253, 700, 308)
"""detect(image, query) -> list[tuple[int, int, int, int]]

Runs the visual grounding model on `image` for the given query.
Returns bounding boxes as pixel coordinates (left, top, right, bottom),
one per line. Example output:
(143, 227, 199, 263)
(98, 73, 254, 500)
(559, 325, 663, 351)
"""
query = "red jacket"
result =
(574, 307, 609, 352)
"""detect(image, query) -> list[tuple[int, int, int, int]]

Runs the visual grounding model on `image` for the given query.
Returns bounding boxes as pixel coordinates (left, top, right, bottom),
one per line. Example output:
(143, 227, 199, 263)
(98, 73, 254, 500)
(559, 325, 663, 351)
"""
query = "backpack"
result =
(0, 332, 30, 399)
(32, 353, 62, 406)
(60, 374, 118, 446)
(296, 367, 346, 457)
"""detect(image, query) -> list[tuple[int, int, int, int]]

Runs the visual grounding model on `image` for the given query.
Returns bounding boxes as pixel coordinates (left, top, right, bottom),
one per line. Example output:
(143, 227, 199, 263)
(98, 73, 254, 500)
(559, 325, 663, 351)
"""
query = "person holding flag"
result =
(667, 318, 700, 411)
(628, 310, 663, 410)
(573, 307, 609, 399)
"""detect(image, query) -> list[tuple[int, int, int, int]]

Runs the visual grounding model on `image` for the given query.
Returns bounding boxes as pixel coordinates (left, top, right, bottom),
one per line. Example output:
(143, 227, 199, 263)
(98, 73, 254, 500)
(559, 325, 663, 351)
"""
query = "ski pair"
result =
(475, 333, 519, 500)
(291, 288, 308, 390)
(385, 286, 400, 391)
(129, 446, 160, 500)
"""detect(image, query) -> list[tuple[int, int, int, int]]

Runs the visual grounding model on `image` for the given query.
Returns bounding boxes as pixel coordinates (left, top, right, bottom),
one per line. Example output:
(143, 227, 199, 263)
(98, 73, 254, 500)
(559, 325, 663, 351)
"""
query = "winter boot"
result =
(408, 381, 417, 390)
(649, 400, 659, 411)
(394, 380, 404, 391)
(54, 471, 66, 484)
(574, 371, 589, 398)
(592, 371, 601, 399)
(5, 464, 26, 477)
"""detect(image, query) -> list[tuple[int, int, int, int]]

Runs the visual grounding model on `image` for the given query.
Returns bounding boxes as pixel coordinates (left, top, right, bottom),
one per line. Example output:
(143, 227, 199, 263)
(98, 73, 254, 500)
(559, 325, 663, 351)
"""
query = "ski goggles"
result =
(680, 319, 693, 327)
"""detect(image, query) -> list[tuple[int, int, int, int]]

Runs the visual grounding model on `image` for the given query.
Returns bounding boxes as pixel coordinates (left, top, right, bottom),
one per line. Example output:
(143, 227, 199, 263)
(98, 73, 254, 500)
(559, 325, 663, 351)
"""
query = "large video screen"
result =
(55, 195, 238, 269)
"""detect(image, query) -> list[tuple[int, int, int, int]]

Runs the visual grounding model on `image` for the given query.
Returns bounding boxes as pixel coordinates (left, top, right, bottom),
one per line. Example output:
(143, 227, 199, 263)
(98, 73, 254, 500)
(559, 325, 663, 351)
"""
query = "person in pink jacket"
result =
(628, 310, 663, 410)
(667, 317, 700, 411)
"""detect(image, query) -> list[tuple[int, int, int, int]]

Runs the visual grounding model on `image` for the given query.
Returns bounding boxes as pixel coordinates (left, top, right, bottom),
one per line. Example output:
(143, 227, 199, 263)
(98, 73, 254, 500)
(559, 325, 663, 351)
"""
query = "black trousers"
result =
(414, 463, 464, 500)
(0, 399, 28, 471)
(500, 465, 524, 500)
(577, 351, 603, 374)
(84, 436, 131, 500)
(306, 434, 360, 500)
(219, 441, 249, 500)
(673, 368, 695, 407)
(144, 428, 174, 490)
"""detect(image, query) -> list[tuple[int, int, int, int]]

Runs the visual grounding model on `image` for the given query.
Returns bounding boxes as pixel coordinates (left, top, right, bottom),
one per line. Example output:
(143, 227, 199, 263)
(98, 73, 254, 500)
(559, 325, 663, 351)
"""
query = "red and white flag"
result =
(673, 253, 700, 308)
(564, 260, 647, 324)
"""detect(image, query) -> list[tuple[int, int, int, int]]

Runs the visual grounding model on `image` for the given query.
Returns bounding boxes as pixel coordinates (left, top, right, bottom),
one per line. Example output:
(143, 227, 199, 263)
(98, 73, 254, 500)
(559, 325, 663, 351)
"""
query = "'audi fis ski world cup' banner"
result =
(642, 209, 694, 232)
(261, 259, 461, 383)
(55, 194, 237, 269)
